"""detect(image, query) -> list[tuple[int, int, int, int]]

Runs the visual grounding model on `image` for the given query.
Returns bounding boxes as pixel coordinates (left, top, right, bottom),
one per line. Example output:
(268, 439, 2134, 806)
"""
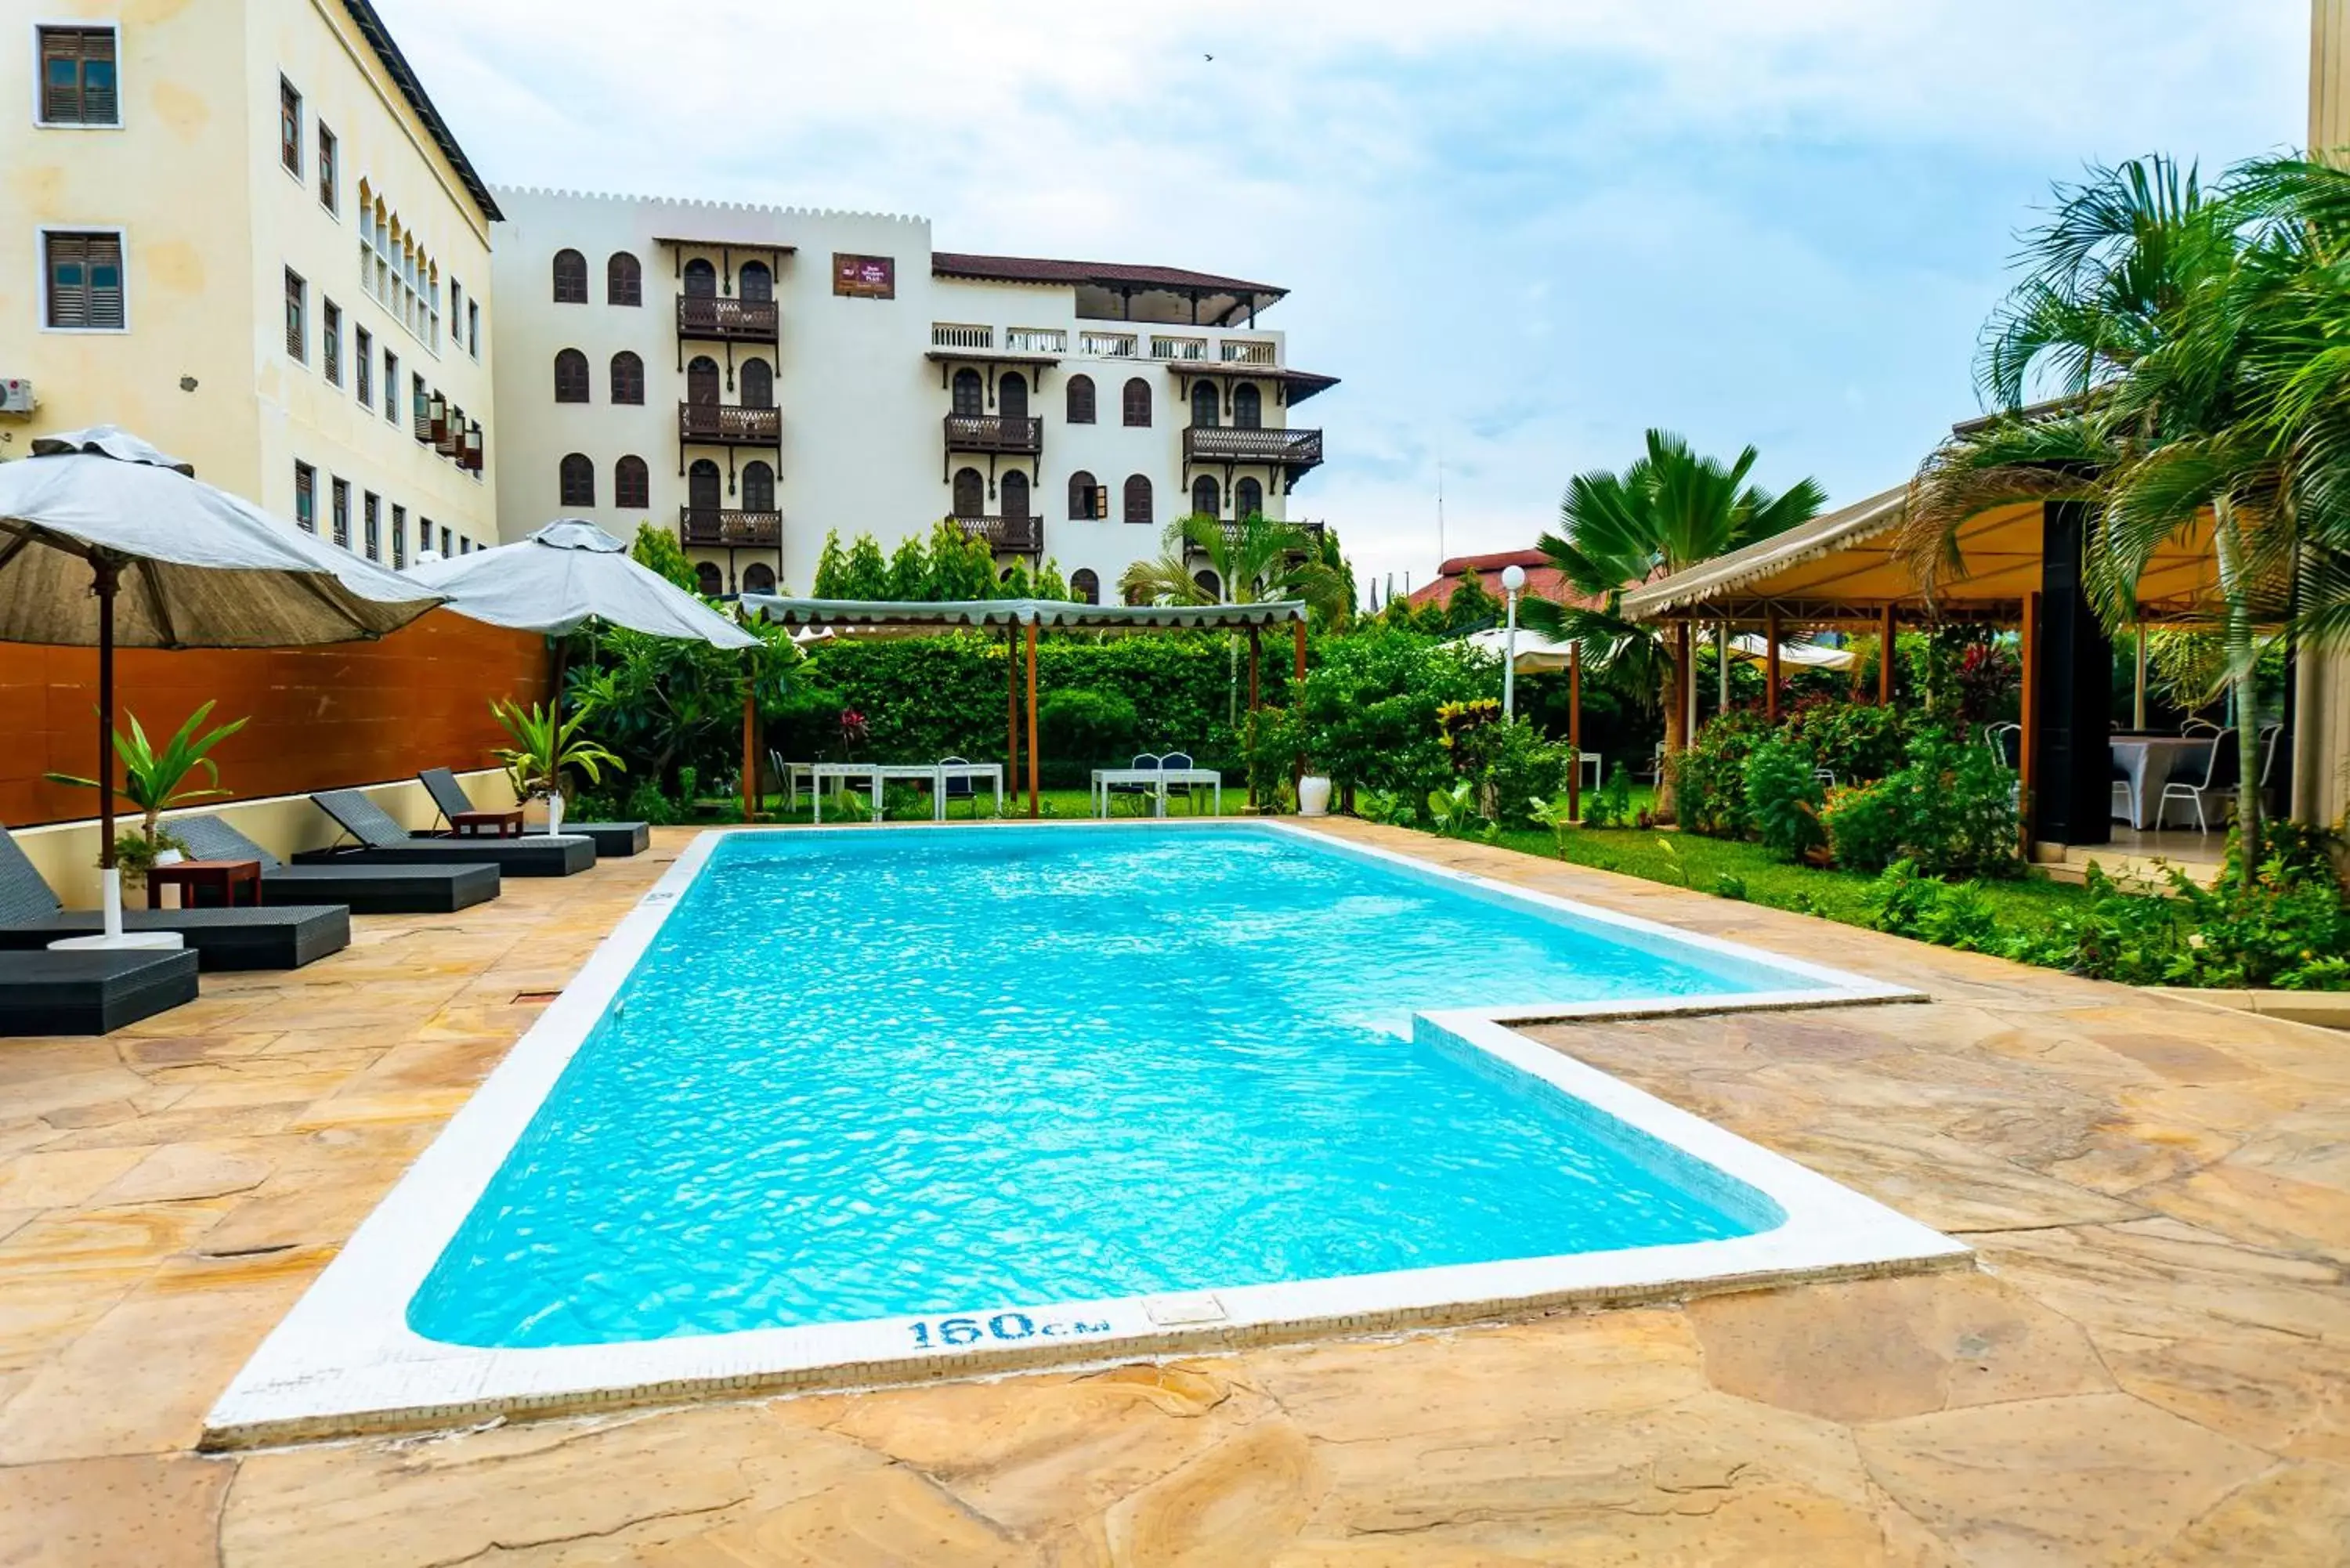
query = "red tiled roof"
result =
(931, 252, 1285, 298)
(1400, 550, 1604, 612)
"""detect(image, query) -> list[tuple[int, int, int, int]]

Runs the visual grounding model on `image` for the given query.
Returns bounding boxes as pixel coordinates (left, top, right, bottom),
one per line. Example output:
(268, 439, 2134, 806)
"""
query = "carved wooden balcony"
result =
(949, 514, 1042, 555)
(678, 401, 782, 446)
(680, 507, 782, 547)
(676, 295, 779, 343)
(942, 414, 1043, 456)
(1182, 426, 1324, 470)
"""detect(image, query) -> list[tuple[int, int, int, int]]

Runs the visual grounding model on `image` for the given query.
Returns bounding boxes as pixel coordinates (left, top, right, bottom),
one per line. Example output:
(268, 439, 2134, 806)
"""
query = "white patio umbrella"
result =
(403, 520, 759, 829)
(1455, 623, 1579, 674)
(0, 426, 445, 947)
(1726, 632, 1855, 671)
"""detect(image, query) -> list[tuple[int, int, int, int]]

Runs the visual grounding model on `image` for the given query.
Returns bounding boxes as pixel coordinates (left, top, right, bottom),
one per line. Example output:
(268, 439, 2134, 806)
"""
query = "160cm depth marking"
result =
(909, 1312, 1112, 1349)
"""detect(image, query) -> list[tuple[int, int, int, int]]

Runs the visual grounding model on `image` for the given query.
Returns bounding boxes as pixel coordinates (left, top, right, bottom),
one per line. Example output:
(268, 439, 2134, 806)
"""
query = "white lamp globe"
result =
(1500, 564, 1527, 593)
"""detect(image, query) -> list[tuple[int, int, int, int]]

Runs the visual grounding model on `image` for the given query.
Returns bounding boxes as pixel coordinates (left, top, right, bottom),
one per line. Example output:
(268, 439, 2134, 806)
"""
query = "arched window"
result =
(695, 561, 724, 596)
(1123, 377, 1151, 427)
(1235, 476, 1264, 519)
(1070, 568, 1101, 605)
(953, 468, 984, 517)
(615, 454, 649, 508)
(551, 248, 588, 303)
(739, 261, 772, 303)
(951, 367, 983, 417)
(682, 258, 717, 298)
(739, 358, 774, 410)
(1001, 469, 1030, 518)
(1233, 381, 1262, 430)
(1123, 473, 1152, 525)
(685, 356, 720, 405)
(554, 349, 590, 403)
(688, 458, 721, 511)
(1191, 475, 1220, 517)
(1191, 381, 1219, 429)
(743, 562, 776, 594)
(1066, 374, 1096, 425)
(1193, 569, 1221, 602)
(999, 372, 1029, 420)
(559, 453, 595, 508)
(1068, 470, 1099, 519)
(609, 351, 644, 405)
(741, 460, 775, 512)
(607, 251, 642, 306)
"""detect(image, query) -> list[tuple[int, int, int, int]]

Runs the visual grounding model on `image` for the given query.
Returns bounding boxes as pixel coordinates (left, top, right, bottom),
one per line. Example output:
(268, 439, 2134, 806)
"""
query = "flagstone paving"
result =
(0, 821, 2345, 1564)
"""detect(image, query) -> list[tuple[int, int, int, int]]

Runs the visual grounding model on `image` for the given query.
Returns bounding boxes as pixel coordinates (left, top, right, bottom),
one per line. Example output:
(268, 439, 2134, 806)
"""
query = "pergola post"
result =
(1878, 602, 1896, 705)
(1006, 625, 1018, 786)
(2034, 500, 2113, 847)
(1024, 616, 1039, 819)
(1764, 608, 1782, 722)
(2019, 589, 2040, 852)
(1716, 623, 1730, 719)
(1292, 617, 1308, 793)
(1567, 643, 1583, 822)
(740, 657, 757, 824)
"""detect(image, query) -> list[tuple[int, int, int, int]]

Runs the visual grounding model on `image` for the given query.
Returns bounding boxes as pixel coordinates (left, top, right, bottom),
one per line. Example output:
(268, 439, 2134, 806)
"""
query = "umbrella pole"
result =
(1025, 619, 1039, 819)
(96, 557, 120, 938)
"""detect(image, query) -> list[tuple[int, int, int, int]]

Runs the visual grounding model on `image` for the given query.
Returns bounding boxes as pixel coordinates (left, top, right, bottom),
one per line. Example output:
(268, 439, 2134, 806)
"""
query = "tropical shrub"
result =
(1820, 780, 1904, 874)
(1670, 711, 1770, 838)
(1742, 736, 1826, 862)
(1783, 699, 1914, 784)
(1584, 764, 1636, 829)
(1037, 689, 1139, 764)
(1820, 730, 2019, 876)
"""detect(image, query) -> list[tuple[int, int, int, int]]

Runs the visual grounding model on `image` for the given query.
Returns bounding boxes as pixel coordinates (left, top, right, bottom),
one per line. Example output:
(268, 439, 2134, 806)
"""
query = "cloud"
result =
(377, 0, 2306, 595)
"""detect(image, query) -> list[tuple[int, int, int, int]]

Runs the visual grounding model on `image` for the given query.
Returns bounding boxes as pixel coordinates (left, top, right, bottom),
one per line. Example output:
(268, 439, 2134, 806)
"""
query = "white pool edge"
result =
(203, 822, 1964, 1448)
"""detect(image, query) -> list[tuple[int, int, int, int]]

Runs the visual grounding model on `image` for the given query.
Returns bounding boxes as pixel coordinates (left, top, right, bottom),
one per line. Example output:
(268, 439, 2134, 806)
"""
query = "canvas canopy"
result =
(742, 595, 1307, 631)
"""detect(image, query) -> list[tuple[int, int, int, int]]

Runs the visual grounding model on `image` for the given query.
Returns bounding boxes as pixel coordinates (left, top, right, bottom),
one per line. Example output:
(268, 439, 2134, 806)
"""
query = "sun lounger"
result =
(172, 815, 497, 915)
(296, 790, 595, 876)
(417, 768, 647, 858)
(0, 824, 349, 971)
(0, 948, 199, 1035)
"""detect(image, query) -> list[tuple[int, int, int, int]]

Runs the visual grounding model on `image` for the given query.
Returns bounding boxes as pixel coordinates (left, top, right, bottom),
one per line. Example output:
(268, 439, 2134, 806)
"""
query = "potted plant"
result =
(45, 702, 246, 894)
(1297, 767, 1334, 818)
(490, 698, 624, 836)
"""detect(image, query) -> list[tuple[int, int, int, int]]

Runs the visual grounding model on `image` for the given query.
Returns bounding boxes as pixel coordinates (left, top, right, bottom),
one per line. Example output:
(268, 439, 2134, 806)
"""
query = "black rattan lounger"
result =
(417, 768, 648, 857)
(172, 815, 498, 915)
(295, 790, 595, 876)
(0, 948, 199, 1035)
(0, 825, 349, 971)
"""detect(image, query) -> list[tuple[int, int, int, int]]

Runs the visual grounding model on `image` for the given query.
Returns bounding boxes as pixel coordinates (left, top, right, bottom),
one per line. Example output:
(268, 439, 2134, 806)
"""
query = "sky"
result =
(378, 0, 2309, 602)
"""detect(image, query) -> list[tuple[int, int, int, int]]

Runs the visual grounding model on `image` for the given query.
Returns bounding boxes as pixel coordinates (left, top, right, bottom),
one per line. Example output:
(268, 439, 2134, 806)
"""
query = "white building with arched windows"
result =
(487, 187, 1337, 601)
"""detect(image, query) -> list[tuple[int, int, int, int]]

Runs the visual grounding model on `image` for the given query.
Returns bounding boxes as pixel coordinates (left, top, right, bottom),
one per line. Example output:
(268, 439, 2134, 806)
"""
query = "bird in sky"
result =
(1204, 53, 1214, 62)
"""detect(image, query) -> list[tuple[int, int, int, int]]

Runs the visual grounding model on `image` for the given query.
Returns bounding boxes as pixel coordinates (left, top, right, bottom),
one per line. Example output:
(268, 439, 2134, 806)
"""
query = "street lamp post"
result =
(1500, 563, 1527, 720)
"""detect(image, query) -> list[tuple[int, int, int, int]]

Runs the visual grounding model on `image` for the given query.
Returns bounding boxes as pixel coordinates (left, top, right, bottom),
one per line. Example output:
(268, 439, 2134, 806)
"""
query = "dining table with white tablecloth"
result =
(2109, 734, 2215, 830)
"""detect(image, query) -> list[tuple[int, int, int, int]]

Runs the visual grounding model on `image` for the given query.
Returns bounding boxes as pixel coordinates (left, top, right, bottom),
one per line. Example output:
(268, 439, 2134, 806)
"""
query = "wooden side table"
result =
(147, 858, 262, 909)
(450, 808, 525, 837)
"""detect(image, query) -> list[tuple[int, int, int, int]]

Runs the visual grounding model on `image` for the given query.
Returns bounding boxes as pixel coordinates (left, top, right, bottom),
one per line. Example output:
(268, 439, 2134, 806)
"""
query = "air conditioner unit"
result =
(0, 379, 35, 417)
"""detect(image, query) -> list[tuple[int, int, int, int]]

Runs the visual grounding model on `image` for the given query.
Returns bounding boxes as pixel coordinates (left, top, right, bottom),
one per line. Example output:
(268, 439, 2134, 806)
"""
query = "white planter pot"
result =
(1298, 775, 1333, 818)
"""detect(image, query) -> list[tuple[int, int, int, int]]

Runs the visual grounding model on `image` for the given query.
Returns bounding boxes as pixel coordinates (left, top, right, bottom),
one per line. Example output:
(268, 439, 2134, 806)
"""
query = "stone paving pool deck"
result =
(0, 821, 2345, 1565)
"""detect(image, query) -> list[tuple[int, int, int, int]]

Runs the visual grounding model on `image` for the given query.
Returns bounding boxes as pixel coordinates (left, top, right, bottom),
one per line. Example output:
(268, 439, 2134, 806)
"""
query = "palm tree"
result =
(1118, 511, 1351, 620)
(1907, 154, 2350, 881)
(1524, 430, 1826, 818)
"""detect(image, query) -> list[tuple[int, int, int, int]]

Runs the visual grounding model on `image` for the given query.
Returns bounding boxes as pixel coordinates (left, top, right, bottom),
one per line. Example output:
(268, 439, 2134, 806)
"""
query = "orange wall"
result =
(0, 611, 551, 829)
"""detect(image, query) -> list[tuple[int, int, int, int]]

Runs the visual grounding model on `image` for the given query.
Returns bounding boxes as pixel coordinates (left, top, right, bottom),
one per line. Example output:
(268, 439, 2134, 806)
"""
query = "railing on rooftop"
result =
(1151, 334, 1209, 362)
(1004, 327, 1066, 355)
(1079, 331, 1138, 358)
(932, 322, 992, 350)
(1219, 339, 1277, 365)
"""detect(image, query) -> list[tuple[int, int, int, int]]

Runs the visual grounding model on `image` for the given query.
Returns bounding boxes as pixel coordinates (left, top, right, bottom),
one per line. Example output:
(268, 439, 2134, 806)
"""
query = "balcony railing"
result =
(680, 506, 782, 547)
(942, 414, 1043, 455)
(1183, 426, 1324, 468)
(932, 322, 992, 350)
(1004, 327, 1067, 355)
(1151, 334, 1209, 362)
(1079, 331, 1137, 358)
(1220, 339, 1277, 365)
(678, 402, 782, 445)
(949, 514, 1043, 555)
(676, 296, 779, 343)
(1186, 518, 1326, 557)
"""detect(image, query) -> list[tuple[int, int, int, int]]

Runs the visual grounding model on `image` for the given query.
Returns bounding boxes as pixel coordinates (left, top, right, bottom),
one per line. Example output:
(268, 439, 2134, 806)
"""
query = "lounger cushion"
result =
(0, 905, 349, 971)
(172, 815, 501, 913)
(293, 836, 595, 876)
(563, 822, 649, 857)
(0, 948, 199, 1035)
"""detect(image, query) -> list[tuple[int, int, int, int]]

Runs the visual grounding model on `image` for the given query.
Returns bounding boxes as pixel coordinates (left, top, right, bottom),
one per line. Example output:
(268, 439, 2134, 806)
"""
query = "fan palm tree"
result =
(1524, 430, 1826, 818)
(1907, 154, 2350, 880)
(1118, 511, 1351, 620)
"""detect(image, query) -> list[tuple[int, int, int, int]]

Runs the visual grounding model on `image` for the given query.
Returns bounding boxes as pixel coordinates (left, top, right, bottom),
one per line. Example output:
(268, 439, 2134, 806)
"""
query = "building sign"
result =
(833, 254, 895, 298)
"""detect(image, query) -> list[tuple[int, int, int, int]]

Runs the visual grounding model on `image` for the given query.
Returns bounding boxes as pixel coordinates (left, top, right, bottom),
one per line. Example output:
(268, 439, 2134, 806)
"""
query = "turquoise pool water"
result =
(408, 826, 1799, 1348)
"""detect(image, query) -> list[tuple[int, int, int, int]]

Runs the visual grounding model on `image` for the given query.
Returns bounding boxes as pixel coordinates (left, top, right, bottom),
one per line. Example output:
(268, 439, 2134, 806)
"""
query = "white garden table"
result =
(808, 761, 1006, 822)
(1091, 767, 1223, 818)
(808, 762, 880, 824)
(2110, 735, 2214, 830)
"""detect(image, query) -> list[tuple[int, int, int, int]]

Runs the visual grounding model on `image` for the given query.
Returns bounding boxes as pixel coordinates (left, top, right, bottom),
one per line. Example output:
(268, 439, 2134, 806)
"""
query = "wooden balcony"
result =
(950, 514, 1043, 555)
(942, 414, 1043, 456)
(678, 402, 782, 446)
(1183, 426, 1324, 470)
(1185, 518, 1326, 558)
(680, 507, 782, 547)
(676, 295, 779, 343)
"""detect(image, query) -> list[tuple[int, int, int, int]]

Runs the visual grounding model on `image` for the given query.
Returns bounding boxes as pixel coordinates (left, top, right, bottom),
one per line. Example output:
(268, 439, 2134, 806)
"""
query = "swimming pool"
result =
(211, 822, 1963, 1443)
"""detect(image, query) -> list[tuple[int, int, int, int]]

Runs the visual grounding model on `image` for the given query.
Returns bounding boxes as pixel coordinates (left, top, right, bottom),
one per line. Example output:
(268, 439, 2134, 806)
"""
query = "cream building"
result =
(487, 187, 1337, 602)
(1, 0, 501, 563)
